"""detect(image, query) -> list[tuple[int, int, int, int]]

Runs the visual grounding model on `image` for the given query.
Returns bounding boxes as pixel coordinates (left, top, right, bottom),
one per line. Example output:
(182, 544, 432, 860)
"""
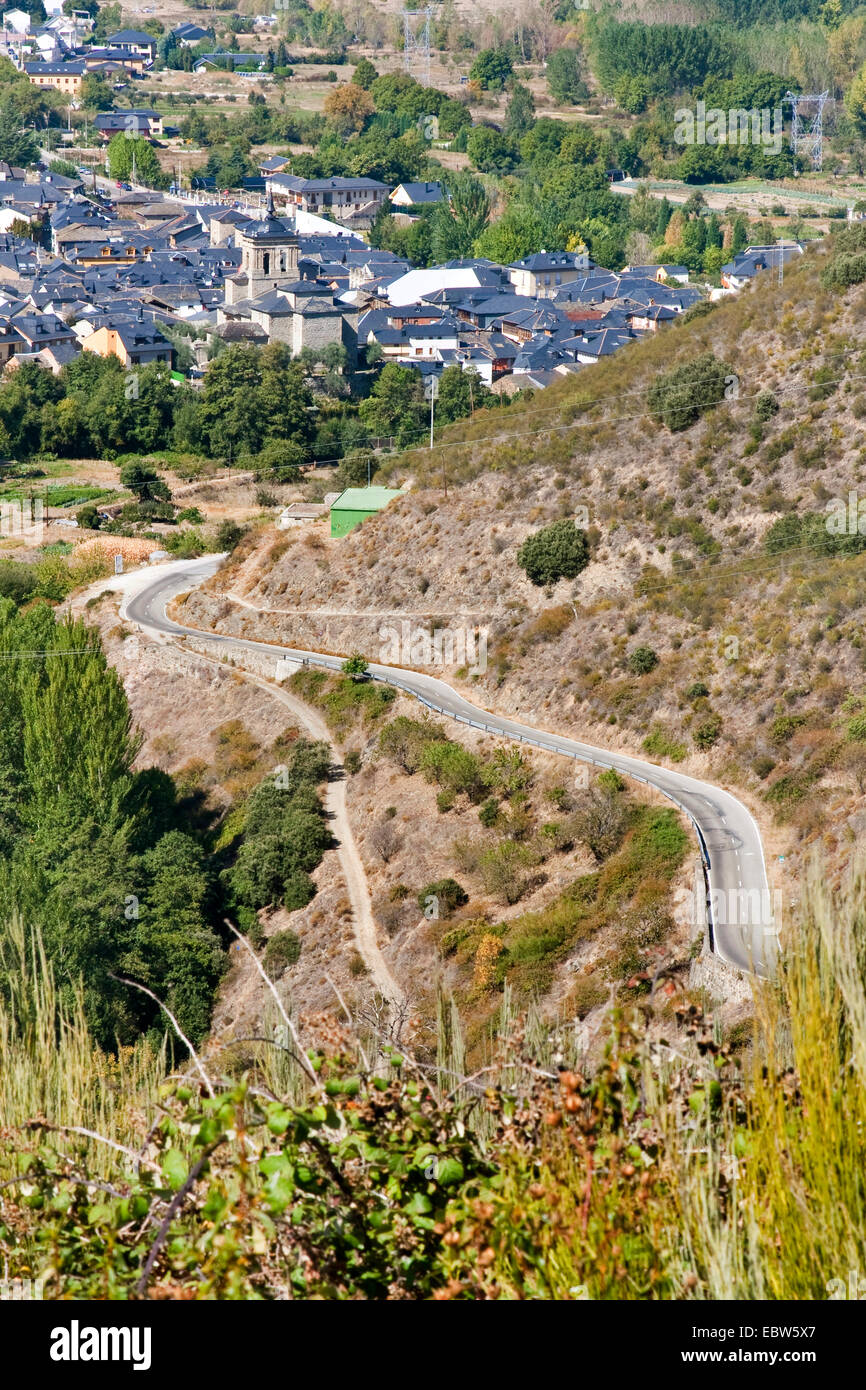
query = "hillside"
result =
(177, 237, 866, 952)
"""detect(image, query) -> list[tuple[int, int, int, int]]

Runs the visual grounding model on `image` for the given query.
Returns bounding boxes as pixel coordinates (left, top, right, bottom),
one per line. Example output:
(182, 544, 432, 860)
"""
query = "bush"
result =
(642, 727, 686, 762)
(478, 797, 500, 827)
(263, 930, 301, 979)
(469, 47, 513, 91)
(76, 503, 101, 530)
(254, 438, 306, 483)
(216, 520, 244, 552)
(420, 741, 483, 799)
(574, 787, 627, 861)
(686, 681, 709, 700)
(478, 841, 534, 904)
(628, 646, 659, 675)
(283, 871, 316, 912)
(342, 653, 369, 679)
(517, 519, 589, 587)
(378, 715, 446, 773)
(0, 561, 37, 606)
(693, 715, 722, 749)
(417, 878, 468, 918)
(754, 391, 779, 422)
(647, 352, 732, 432)
(344, 749, 362, 774)
(752, 754, 776, 779)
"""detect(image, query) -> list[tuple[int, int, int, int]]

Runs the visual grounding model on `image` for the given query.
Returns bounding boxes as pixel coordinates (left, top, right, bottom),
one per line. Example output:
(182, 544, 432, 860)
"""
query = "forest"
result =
(0, 599, 333, 1050)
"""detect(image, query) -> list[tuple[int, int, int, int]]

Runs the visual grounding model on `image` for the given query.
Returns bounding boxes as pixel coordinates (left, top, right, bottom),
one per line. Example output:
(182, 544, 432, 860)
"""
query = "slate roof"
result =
(510, 250, 587, 272)
(393, 181, 444, 203)
(106, 29, 157, 44)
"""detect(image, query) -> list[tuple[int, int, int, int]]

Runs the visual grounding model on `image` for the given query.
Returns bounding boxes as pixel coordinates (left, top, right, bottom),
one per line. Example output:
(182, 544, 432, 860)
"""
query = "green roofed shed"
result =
(330, 486, 403, 537)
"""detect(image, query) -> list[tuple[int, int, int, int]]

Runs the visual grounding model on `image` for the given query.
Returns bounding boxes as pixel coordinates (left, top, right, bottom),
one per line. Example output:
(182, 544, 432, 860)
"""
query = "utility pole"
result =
(425, 374, 438, 449)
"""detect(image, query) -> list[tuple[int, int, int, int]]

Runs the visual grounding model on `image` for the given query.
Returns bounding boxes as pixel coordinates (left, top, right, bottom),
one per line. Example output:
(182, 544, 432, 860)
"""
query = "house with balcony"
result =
(267, 174, 389, 224)
(105, 29, 157, 61)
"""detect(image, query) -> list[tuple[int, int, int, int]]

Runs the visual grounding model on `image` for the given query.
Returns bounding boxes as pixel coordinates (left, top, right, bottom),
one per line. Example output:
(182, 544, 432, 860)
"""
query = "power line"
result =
(0, 649, 103, 660)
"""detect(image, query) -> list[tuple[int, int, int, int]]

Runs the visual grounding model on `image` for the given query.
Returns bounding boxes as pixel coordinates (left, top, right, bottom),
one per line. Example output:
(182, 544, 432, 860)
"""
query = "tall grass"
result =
(0, 918, 166, 1180)
(675, 858, 866, 1298)
(3, 856, 866, 1298)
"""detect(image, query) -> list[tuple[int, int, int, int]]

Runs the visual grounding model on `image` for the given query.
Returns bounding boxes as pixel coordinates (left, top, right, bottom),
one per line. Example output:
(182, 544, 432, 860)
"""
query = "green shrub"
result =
(693, 715, 722, 749)
(378, 715, 446, 773)
(216, 520, 245, 552)
(647, 351, 732, 432)
(642, 727, 687, 762)
(417, 878, 468, 917)
(420, 741, 483, 799)
(752, 754, 776, 779)
(771, 713, 807, 744)
(342, 652, 369, 679)
(596, 768, 625, 794)
(754, 391, 779, 422)
(517, 519, 589, 587)
(263, 929, 302, 979)
(0, 561, 37, 606)
(283, 871, 316, 912)
(628, 646, 659, 675)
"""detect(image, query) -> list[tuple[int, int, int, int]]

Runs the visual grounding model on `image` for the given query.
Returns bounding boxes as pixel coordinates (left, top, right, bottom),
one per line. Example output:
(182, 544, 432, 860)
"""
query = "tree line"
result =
(0, 347, 498, 467)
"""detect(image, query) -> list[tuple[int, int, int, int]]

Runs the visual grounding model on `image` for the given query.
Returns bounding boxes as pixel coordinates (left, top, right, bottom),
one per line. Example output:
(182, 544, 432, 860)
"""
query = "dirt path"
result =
(161, 638, 401, 1000)
(226, 665, 402, 1002)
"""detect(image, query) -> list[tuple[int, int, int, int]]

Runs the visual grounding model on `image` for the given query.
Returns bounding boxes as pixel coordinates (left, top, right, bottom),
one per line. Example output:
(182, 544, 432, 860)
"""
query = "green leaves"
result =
(517, 519, 590, 588)
(160, 1149, 188, 1192)
(433, 1158, 465, 1187)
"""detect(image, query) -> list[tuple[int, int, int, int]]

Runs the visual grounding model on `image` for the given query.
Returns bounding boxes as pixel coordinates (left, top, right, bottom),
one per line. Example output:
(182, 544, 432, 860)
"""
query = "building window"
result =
(262, 251, 270, 275)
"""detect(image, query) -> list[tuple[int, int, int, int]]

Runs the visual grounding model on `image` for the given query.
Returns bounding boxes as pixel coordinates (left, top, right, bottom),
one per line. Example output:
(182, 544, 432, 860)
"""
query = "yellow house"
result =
(23, 60, 85, 94)
(82, 323, 172, 369)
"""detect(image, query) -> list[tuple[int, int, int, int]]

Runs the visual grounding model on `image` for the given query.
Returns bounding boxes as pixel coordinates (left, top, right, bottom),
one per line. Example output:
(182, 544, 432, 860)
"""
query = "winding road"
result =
(123, 557, 778, 979)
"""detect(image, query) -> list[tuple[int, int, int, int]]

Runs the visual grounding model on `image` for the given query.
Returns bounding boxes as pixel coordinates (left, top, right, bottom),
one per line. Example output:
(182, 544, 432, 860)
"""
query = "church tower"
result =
(224, 191, 300, 306)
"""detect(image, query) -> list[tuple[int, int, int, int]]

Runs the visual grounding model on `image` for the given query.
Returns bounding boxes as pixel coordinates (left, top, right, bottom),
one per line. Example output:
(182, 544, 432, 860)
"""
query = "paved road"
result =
(124, 558, 777, 978)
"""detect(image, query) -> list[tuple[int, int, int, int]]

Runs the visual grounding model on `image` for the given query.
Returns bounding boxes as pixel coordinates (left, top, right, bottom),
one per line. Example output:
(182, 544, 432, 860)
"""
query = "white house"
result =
(385, 264, 499, 308)
(2, 8, 31, 34)
(45, 14, 80, 44)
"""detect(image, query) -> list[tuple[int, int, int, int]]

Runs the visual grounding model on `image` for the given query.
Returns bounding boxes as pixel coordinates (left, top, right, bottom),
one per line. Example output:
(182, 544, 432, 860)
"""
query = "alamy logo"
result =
(0, 1273, 44, 1300)
(379, 621, 488, 674)
(825, 491, 866, 535)
(50, 1321, 152, 1371)
(826, 1270, 866, 1299)
(678, 882, 781, 931)
(0, 498, 44, 544)
(674, 100, 784, 154)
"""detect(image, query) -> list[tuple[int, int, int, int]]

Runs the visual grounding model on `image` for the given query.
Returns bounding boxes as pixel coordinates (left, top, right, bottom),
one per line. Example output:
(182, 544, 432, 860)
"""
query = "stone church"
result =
(219, 194, 357, 364)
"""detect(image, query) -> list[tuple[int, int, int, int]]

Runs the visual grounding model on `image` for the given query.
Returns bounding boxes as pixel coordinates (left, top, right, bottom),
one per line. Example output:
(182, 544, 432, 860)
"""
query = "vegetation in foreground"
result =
(1, 860, 864, 1300)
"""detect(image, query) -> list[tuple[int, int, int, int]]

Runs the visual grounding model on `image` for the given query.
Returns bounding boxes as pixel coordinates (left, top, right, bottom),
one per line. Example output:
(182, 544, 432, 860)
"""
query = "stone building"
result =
(223, 195, 300, 306)
(220, 193, 357, 364)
